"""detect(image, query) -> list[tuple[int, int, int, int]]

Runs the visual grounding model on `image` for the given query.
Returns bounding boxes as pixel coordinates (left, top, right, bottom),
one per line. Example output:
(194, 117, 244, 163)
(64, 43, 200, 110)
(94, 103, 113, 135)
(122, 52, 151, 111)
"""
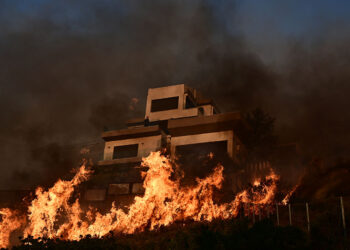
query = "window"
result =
(176, 141, 228, 158)
(113, 144, 138, 159)
(151, 96, 179, 112)
(175, 141, 229, 183)
(198, 107, 204, 115)
(185, 95, 196, 109)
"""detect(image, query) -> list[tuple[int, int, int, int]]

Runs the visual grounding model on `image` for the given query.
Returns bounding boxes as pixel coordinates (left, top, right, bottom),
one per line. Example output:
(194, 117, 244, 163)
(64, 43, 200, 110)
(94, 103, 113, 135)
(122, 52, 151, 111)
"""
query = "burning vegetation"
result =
(0, 151, 295, 249)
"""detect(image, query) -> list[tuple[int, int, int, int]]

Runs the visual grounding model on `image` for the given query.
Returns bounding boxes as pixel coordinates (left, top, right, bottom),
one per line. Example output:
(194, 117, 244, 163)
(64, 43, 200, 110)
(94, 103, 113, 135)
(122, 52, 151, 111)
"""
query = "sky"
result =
(0, 0, 350, 188)
(234, 0, 350, 64)
(3, 0, 350, 61)
(2, 0, 350, 66)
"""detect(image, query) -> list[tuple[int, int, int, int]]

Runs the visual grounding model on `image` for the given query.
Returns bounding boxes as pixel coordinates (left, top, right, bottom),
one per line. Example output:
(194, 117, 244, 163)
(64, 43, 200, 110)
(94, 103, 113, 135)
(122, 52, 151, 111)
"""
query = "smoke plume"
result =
(0, 0, 350, 189)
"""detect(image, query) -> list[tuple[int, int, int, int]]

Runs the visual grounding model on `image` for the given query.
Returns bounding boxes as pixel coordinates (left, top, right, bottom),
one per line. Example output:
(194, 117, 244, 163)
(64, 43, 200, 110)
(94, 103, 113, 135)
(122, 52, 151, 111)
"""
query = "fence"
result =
(243, 196, 349, 241)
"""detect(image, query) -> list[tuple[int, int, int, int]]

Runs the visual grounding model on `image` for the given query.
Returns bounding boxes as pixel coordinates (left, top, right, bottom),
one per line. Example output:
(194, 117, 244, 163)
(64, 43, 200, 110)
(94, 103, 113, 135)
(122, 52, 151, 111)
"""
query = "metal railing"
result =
(244, 196, 349, 240)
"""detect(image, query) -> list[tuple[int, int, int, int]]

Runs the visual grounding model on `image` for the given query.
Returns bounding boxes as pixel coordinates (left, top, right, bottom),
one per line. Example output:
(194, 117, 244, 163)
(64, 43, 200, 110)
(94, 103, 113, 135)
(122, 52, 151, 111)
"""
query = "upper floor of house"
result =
(145, 84, 220, 122)
(98, 84, 247, 167)
(126, 84, 221, 128)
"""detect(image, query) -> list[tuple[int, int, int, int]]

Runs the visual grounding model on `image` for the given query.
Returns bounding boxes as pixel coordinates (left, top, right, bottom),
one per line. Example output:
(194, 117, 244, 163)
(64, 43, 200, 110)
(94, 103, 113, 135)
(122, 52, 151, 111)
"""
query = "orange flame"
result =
(0, 151, 286, 248)
(23, 165, 92, 239)
(236, 169, 279, 215)
(0, 208, 25, 249)
(281, 184, 299, 205)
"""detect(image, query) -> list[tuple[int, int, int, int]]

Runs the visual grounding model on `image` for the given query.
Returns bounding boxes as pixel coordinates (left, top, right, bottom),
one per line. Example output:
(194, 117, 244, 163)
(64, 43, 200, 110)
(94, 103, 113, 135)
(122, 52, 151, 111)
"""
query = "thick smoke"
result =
(0, 0, 349, 189)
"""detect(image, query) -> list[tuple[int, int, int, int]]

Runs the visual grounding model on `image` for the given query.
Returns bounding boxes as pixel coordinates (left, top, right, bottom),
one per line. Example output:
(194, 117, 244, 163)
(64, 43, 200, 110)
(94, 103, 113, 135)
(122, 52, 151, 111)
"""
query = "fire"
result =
(235, 169, 279, 216)
(0, 208, 25, 249)
(23, 165, 92, 239)
(281, 184, 299, 205)
(0, 151, 287, 248)
(253, 179, 261, 186)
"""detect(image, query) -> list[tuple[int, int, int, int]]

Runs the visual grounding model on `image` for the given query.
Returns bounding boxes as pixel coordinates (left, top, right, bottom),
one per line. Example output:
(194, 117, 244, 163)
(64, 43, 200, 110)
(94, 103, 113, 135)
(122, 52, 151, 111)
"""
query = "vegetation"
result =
(11, 218, 348, 250)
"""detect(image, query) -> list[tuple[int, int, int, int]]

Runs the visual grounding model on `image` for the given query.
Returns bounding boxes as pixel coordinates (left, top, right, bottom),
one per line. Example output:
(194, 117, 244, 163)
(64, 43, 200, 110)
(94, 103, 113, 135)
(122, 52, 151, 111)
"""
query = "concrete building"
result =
(84, 84, 247, 203)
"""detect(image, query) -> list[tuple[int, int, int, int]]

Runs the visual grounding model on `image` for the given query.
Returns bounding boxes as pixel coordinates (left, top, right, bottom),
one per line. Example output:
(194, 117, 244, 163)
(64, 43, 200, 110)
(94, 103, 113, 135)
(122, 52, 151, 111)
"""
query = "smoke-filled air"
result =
(1, 0, 350, 249)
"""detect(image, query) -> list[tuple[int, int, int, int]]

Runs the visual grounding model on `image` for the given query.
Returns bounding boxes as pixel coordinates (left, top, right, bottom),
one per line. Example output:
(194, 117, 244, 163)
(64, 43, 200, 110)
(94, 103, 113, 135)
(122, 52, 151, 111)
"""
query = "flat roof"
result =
(148, 83, 186, 91)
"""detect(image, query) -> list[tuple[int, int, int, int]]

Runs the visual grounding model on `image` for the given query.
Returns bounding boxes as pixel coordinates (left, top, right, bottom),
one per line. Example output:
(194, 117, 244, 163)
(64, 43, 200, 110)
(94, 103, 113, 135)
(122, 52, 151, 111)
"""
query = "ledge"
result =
(167, 112, 244, 136)
(102, 125, 161, 141)
(97, 157, 143, 166)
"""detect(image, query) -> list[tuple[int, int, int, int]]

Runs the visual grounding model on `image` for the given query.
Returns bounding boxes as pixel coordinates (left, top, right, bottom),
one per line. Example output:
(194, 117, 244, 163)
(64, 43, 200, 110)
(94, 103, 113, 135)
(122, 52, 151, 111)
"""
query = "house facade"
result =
(84, 84, 247, 203)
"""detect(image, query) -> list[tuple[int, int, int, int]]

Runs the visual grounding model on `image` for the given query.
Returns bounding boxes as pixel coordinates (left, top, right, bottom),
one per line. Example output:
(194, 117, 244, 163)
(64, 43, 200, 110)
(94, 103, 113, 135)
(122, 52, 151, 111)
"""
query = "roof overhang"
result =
(97, 157, 143, 166)
(167, 112, 246, 137)
(102, 125, 162, 141)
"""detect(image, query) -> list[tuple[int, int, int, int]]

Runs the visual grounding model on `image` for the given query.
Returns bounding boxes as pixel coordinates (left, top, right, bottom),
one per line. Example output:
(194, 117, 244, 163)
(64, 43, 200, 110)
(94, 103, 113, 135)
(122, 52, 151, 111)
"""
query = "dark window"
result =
(151, 96, 179, 112)
(185, 95, 196, 109)
(198, 107, 204, 115)
(176, 141, 227, 159)
(175, 141, 229, 184)
(113, 144, 138, 159)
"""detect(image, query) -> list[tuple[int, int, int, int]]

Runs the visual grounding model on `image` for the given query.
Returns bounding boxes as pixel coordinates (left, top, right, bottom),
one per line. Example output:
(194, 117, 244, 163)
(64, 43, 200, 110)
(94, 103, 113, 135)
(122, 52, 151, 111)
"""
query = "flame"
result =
(0, 151, 286, 248)
(253, 179, 261, 186)
(23, 165, 92, 239)
(281, 184, 299, 205)
(236, 169, 279, 215)
(0, 208, 25, 249)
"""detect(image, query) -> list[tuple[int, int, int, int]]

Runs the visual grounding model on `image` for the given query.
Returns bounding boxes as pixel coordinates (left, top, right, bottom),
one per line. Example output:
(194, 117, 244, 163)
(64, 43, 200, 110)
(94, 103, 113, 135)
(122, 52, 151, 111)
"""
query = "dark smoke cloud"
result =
(279, 37, 350, 160)
(0, 0, 349, 189)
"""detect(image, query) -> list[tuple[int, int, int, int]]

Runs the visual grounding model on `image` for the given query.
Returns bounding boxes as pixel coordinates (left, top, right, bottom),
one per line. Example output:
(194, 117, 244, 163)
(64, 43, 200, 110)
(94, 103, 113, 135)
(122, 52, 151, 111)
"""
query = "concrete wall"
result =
(85, 189, 106, 201)
(198, 104, 215, 116)
(108, 184, 130, 195)
(170, 130, 234, 159)
(148, 108, 199, 122)
(104, 135, 162, 160)
(106, 181, 144, 196)
(145, 84, 186, 122)
(131, 183, 144, 194)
